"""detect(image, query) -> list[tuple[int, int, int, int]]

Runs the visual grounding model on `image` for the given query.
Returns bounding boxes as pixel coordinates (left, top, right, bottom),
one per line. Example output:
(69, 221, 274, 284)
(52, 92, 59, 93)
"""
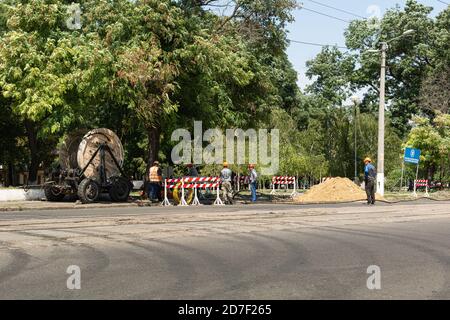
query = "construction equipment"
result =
(44, 128, 132, 204)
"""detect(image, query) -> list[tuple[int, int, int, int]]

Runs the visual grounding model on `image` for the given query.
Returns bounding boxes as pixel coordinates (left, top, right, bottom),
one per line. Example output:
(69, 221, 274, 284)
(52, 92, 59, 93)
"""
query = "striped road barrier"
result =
(162, 177, 223, 206)
(270, 176, 297, 197)
(414, 179, 429, 197)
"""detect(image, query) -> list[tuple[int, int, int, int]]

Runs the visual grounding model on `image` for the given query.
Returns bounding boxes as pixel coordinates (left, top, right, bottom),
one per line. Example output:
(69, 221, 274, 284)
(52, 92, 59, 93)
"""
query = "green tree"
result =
(305, 46, 355, 108)
(405, 116, 445, 180)
(0, 0, 111, 182)
(345, 0, 447, 133)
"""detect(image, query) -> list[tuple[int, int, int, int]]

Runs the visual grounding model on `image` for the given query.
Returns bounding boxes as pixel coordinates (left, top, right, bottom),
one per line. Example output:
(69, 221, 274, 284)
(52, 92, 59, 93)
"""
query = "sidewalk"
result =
(0, 198, 265, 212)
(0, 200, 153, 212)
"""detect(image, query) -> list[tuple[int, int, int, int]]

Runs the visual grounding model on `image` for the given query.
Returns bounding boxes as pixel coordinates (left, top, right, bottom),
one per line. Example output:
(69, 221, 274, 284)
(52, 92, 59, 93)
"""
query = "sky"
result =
(286, 0, 449, 90)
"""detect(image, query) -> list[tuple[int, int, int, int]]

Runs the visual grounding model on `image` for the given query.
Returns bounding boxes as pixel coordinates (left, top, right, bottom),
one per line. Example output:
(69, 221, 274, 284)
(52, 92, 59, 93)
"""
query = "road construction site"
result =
(0, 199, 449, 299)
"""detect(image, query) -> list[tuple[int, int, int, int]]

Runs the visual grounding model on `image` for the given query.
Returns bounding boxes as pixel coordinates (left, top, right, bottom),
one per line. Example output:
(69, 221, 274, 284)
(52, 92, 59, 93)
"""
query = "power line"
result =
(437, 0, 449, 5)
(298, 5, 351, 23)
(289, 39, 348, 50)
(305, 0, 366, 19)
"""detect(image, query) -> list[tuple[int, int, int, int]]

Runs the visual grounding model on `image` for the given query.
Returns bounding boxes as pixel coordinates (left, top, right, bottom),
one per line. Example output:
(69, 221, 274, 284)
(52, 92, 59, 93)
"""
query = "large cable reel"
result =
(77, 128, 125, 180)
(48, 128, 131, 204)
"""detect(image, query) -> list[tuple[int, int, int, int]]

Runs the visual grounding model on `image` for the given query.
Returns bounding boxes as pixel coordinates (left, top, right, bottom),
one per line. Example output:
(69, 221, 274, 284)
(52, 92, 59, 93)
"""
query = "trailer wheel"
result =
(44, 184, 65, 202)
(109, 177, 131, 202)
(78, 179, 100, 204)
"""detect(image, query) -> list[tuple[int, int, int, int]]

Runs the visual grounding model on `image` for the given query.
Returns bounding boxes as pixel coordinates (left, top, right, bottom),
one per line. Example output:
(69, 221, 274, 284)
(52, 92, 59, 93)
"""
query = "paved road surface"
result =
(0, 200, 449, 299)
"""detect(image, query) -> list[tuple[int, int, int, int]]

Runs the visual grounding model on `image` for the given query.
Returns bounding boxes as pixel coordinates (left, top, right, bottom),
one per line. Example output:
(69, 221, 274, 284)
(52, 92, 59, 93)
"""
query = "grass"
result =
(383, 190, 450, 202)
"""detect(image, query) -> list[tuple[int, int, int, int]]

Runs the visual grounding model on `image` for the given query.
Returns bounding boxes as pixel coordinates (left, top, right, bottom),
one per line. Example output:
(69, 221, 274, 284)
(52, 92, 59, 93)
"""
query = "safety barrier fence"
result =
(234, 176, 251, 191)
(270, 176, 297, 197)
(413, 179, 429, 197)
(161, 175, 301, 206)
(162, 177, 224, 206)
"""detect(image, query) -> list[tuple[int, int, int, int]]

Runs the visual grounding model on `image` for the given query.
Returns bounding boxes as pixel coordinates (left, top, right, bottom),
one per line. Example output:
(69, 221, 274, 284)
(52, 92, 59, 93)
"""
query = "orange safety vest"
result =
(149, 166, 162, 182)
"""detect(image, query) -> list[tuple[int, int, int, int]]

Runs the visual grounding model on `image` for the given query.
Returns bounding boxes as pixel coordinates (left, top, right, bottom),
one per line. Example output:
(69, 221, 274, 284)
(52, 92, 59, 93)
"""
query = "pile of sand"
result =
(294, 177, 380, 204)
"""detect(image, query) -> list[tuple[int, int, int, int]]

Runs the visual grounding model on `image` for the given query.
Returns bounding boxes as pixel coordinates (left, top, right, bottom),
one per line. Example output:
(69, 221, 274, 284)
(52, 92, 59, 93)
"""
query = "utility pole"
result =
(351, 95, 361, 184)
(354, 103, 358, 183)
(377, 42, 387, 196)
(366, 30, 415, 197)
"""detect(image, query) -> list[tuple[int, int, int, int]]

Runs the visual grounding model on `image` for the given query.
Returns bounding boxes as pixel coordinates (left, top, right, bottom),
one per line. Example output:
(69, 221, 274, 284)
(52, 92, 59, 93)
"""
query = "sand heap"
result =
(295, 177, 373, 204)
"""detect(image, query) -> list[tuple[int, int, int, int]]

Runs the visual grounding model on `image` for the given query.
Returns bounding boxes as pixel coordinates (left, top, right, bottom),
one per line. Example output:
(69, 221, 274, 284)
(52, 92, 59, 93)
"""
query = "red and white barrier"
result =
(270, 176, 297, 197)
(161, 177, 223, 206)
(234, 176, 250, 184)
(414, 179, 429, 197)
(161, 179, 172, 206)
(192, 182, 222, 206)
(234, 175, 250, 192)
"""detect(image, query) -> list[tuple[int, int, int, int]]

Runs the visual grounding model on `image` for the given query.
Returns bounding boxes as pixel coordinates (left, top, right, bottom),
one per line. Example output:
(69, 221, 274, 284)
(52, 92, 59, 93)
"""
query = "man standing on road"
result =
(220, 162, 234, 205)
(249, 164, 258, 202)
(148, 161, 163, 202)
(364, 157, 377, 205)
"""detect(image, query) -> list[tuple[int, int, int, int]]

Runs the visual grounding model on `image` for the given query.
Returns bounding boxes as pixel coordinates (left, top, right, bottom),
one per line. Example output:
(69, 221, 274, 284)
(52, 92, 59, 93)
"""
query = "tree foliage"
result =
(0, 0, 448, 188)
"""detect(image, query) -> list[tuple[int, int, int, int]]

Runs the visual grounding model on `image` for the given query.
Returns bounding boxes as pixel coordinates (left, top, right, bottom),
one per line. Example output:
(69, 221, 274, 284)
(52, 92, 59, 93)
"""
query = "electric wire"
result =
(298, 5, 351, 23)
(305, 0, 366, 19)
(288, 39, 348, 49)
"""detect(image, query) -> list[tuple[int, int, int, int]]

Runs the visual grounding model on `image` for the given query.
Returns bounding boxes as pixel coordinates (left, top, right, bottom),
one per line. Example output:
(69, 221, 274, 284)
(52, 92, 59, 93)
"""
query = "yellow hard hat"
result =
(223, 162, 229, 167)
(364, 157, 372, 163)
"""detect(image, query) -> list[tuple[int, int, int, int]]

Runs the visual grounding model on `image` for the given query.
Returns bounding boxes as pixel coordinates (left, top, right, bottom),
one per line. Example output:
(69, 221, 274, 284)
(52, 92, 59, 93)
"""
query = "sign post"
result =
(400, 161, 405, 191)
(404, 148, 421, 195)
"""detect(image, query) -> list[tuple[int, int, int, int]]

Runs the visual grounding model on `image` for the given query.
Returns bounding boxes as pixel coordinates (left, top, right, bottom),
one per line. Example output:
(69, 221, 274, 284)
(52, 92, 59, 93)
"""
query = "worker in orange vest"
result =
(148, 161, 163, 202)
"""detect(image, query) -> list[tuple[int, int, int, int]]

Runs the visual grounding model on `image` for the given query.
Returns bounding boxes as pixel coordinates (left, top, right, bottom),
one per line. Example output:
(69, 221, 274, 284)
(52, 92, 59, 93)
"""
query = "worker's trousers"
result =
(365, 178, 376, 204)
(250, 181, 257, 202)
(148, 182, 162, 201)
(221, 181, 234, 204)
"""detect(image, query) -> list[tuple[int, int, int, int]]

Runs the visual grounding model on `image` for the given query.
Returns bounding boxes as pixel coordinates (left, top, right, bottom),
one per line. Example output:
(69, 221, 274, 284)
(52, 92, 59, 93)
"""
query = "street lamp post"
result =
(367, 29, 415, 197)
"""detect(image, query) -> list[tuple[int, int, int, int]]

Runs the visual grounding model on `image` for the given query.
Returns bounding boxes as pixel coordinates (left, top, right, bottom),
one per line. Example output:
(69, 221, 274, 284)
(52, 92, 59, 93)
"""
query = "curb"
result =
(0, 201, 153, 212)
(0, 199, 259, 212)
(1, 197, 448, 212)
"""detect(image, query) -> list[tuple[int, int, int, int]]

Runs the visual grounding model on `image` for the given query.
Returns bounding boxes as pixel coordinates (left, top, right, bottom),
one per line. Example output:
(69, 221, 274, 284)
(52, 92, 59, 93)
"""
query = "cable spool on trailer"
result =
(77, 128, 124, 180)
(44, 128, 131, 204)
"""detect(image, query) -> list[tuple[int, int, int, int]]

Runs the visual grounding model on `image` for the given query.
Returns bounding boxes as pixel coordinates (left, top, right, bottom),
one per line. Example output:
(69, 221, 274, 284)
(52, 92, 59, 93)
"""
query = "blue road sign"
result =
(404, 148, 421, 164)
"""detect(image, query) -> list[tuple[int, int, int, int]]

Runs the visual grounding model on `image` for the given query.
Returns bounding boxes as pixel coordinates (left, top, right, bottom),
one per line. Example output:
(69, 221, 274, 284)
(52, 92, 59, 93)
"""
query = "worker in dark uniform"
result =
(364, 157, 377, 205)
(186, 163, 198, 177)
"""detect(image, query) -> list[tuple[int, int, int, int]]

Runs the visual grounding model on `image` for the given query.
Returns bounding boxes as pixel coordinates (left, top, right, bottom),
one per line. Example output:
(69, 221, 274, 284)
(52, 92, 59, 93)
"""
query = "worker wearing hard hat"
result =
(148, 161, 163, 202)
(249, 164, 258, 202)
(364, 157, 377, 205)
(220, 162, 234, 205)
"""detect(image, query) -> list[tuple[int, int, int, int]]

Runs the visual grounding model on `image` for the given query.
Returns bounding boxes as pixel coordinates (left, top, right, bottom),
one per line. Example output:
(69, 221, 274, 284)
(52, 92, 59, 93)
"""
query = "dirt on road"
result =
(294, 177, 383, 204)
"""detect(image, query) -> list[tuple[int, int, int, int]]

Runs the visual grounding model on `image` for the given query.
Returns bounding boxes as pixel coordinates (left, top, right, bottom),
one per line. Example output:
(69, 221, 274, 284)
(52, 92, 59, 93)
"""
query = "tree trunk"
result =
(428, 165, 435, 182)
(145, 125, 161, 181)
(7, 162, 14, 187)
(24, 120, 39, 185)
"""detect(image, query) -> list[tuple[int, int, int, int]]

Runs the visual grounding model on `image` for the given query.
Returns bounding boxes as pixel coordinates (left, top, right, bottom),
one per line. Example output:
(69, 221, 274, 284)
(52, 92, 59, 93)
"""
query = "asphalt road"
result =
(0, 200, 449, 299)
